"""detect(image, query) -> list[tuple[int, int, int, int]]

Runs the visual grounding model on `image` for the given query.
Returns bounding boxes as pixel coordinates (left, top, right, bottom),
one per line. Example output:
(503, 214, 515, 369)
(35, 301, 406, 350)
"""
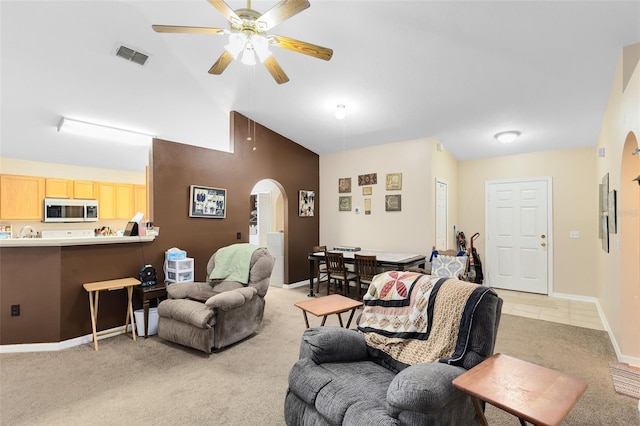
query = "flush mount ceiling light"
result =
(495, 130, 521, 144)
(57, 117, 153, 146)
(335, 104, 346, 120)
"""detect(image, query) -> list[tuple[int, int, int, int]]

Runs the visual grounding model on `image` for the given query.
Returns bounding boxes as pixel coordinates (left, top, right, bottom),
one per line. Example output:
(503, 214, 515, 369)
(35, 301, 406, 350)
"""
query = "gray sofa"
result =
(157, 246, 275, 353)
(285, 275, 502, 425)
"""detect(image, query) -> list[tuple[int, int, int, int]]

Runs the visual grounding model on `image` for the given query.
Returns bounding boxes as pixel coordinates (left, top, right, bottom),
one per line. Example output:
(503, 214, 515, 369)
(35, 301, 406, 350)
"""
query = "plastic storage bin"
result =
(134, 307, 159, 336)
(165, 257, 194, 283)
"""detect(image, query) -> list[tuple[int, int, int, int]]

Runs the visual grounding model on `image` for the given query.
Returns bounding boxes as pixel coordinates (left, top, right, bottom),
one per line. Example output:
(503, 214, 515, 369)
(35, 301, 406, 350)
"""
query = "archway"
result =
(250, 179, 285, 287)
(619, 131, 640, 355)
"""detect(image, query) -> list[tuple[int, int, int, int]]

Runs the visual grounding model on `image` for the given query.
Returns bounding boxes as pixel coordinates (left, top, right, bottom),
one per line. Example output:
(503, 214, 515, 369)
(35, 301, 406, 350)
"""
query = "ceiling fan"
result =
(152, 0, 333, 84)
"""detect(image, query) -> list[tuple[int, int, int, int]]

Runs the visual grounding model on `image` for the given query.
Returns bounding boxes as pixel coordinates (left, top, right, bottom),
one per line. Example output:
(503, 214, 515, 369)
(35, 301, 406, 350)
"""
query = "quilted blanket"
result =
(357, 271, 495, 371)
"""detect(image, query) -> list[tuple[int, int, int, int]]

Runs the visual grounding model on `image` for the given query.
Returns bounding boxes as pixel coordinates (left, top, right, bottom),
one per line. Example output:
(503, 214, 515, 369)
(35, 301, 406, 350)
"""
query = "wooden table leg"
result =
(470, 397, 488, 426)
(143, 295, 150, 338)
(308, 255, 316, 297)
(345, 308, 357, 328)
(320, 315, 328, 326)
(87, 290, 99, 351)
(336, 313, 344, 327)
(302, 311, 310, 328)
(127, 286, 136, 341)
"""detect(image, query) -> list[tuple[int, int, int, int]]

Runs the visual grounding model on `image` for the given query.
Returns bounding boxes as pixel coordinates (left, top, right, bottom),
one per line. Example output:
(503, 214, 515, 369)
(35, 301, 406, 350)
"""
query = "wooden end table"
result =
(133, 282, 167, 338)
(294, 294, 363, 328)
(452, 353, 587, 426)
(83, 277, 141, 351)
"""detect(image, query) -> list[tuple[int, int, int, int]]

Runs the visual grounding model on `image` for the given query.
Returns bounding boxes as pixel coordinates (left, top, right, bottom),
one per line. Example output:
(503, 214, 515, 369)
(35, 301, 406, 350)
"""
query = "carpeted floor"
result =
(1, 285, 638, 425)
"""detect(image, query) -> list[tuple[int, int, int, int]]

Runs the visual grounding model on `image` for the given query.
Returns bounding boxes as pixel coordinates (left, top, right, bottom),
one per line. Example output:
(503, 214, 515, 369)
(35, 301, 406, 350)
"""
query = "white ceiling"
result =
(2, 1, 639, 172)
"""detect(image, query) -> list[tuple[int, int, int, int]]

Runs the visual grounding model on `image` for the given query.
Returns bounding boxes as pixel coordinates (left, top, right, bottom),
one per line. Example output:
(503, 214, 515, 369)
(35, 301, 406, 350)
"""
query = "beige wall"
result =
(458, 148, 598, 298)
(595, 44, 640, 364)
(319, 138, 434, 254)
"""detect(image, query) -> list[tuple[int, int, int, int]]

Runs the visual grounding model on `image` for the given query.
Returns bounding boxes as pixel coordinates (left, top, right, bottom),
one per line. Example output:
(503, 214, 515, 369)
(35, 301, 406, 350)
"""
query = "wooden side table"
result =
(452, 353, 587, 426)
(82, 277, 141, 351)
(294, 294, 363, 328)
(133, 283, 167, 338)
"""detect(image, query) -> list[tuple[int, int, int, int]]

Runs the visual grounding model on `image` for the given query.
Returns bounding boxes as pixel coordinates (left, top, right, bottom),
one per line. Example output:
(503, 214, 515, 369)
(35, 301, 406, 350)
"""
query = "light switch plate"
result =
(570, 231, 580, 239)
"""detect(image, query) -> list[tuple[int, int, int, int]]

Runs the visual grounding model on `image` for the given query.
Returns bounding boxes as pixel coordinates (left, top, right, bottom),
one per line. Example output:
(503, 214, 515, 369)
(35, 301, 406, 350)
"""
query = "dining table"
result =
(306, 249, 426, 297)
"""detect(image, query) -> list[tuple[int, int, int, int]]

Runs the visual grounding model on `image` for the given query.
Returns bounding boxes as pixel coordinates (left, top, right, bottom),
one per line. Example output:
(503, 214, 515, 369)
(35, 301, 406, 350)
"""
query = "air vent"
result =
(115, 44, 150, 66)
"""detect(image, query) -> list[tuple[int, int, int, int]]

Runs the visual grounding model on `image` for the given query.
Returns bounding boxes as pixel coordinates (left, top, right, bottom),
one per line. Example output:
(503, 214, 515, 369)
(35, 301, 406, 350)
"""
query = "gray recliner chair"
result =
(157, 246, 275, 353)
(285, 274, 503, 425)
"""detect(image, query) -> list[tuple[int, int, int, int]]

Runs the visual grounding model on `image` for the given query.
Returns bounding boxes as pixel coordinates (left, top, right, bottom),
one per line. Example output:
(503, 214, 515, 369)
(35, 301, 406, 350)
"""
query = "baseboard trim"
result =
(0, 325, 134, 353)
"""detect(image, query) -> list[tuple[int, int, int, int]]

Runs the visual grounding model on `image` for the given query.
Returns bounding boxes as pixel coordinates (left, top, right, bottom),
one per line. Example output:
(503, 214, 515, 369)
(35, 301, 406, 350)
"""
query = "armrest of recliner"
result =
(299, 327, 369, 364)
(387, 362, 468, 413)
(204, 286, 257, 311)
(166, 282, 214, 299)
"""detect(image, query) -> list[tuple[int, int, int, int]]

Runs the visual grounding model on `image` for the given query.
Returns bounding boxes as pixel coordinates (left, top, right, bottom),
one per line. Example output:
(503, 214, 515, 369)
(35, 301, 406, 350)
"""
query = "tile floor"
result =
(493, 288, 605, 331)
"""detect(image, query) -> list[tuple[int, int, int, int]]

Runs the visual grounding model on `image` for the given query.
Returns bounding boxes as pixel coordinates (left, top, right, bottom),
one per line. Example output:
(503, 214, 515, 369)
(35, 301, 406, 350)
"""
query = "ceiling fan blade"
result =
(256, 0, 310, 31)
(208, 51, 234, 75)
(263, 56, 290, 84)
(270, 35, 333, 61)
(207, 0, 242, 27)
(152, 25, 226, 35)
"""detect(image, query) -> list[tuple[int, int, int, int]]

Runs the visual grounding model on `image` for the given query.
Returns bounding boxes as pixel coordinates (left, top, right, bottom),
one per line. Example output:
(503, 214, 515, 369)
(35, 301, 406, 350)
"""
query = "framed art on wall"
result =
(362, 186, 372, 195)
(299, 190, 315, 217)
(608, 189, 617, 234)
(358, 173, 377, 186)
(385, 173, 402, 190)
(338, 178, 351, 193)
(385, 194, 401, 212)
(339, 196, 352, 211)
(189, 185, 226, 218)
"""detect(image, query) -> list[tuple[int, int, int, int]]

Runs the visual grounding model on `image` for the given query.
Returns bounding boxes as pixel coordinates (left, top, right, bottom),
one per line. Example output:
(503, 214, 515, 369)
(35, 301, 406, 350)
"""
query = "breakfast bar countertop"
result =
(0, 235, 155, 247)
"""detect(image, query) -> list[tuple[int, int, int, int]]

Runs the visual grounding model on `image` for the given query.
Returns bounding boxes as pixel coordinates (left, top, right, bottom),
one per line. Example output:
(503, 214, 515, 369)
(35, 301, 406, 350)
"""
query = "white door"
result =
(435, 179, 448, 251)
(486, 179, 550, 294)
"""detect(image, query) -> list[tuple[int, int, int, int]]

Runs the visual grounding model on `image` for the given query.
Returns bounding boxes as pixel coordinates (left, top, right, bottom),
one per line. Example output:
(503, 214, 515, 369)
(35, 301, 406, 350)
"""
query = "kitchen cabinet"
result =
(45, 178, 72, 198)
(73, 180, 97, 199)
(134, 184, 147, 219)
(116, 184, 134, 219)
(98, 182, 117, 219)
(0, 174, 45, 220)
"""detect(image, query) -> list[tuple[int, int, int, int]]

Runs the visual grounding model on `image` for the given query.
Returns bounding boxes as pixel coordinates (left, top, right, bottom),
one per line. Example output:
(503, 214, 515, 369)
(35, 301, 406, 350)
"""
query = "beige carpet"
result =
(1, 285, 639, 425)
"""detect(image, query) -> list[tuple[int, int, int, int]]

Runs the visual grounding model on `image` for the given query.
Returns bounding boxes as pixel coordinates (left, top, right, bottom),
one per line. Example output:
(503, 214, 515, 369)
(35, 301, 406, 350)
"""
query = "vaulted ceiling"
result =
(2, 1, 639, 172)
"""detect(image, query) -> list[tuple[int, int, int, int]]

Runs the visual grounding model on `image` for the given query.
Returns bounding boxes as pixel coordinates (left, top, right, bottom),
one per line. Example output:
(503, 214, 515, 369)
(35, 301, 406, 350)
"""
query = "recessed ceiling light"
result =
(495, 131, 521, 144)
(335, 104, 346, 120)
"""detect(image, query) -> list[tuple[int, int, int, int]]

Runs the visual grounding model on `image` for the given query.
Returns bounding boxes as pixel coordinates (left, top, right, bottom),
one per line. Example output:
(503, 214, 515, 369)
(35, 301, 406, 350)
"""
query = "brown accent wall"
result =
(147, 111, 319, 284)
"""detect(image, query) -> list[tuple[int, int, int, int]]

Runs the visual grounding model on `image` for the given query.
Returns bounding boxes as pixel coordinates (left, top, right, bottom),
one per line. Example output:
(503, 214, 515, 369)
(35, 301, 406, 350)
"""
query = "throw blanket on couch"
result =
(357, 271, 494, 371)
(209, 243, 260, 284)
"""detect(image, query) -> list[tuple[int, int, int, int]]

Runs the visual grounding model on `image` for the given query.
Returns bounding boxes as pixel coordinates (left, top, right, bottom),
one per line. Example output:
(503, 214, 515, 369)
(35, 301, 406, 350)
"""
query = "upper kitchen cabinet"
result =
(98, 182, 117, 219)
(116, 184, 134, 219)
(134, 184, 147, 220)
(0, 175, 45, 220)
(73, 180, 97, 199)
(45, 178, 73, 198)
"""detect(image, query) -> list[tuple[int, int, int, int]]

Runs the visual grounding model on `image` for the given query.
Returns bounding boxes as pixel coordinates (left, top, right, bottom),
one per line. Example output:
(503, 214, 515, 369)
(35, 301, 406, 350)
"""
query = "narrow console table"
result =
(83, 277, 141, 351)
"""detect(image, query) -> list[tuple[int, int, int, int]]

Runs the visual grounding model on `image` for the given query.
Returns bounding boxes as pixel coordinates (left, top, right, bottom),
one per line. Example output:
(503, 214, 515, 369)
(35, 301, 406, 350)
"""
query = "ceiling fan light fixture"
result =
(252, 35, 272, 63)
(241, 45, 257, 66)
(335, 104, 346, 120)
(224, 33, 245, 60)
(495, 130, 521, 144)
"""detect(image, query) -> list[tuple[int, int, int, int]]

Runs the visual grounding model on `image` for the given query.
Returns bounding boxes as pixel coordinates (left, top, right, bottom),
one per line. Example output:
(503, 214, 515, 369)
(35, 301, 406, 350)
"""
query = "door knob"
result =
(541, 242, 547, 247)
(541, 234, 546, 239)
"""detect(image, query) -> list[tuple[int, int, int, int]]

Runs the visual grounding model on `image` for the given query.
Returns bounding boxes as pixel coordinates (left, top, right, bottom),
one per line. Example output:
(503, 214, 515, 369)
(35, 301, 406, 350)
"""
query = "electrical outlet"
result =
(236, 231, 241, 240)
(11, 304, 20, 316)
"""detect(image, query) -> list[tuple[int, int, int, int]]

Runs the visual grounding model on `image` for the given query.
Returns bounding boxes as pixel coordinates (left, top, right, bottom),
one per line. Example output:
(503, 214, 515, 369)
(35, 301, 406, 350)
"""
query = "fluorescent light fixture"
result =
(57, 117, 153, 146)
(495, 130, 521, 144)
(335, 104, 346, 120)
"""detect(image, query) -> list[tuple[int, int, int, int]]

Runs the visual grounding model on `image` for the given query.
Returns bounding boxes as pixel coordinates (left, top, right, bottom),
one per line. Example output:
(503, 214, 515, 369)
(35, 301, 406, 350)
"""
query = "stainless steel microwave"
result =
(43, 198, 99, 223)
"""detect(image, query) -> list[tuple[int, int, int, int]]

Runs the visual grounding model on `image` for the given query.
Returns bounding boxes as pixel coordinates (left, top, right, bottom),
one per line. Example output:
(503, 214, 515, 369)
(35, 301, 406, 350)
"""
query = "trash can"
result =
(134, 307, 159, 336)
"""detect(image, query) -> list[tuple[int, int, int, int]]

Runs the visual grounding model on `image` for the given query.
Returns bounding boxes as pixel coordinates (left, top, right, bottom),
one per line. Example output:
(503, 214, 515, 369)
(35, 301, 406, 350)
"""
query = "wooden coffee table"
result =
(294, 294, 363, 328)
(452, 353, 587, 426)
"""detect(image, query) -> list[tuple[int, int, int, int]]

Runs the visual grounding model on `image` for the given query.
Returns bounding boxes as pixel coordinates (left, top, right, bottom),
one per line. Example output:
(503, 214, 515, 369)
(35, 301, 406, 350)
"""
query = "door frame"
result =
(435, 178, 449, 251)
(484, 177, 554, 295)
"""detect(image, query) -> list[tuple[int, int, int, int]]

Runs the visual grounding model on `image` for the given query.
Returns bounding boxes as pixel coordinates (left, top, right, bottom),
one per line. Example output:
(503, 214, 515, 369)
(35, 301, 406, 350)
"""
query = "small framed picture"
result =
(364, 198, 371, 215)
(299, 190, 315, 217)
(362, 186, 372, 196)
(385, 194, 401, 212)
(189, 185, 226, 218)
(386, 173, 402, 190)
(338, 178, 351, 193)
(358, 173, 377, 186)
(339, 196, 352, 211)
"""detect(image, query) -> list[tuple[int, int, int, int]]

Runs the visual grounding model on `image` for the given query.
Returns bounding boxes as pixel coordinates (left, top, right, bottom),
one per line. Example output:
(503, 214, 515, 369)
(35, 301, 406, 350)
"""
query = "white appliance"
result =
(43, 198, 99, 223)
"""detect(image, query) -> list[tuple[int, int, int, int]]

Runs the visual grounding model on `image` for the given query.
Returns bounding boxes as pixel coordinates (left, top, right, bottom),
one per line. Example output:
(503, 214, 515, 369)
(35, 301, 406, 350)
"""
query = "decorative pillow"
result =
(431, 255, 467, 278)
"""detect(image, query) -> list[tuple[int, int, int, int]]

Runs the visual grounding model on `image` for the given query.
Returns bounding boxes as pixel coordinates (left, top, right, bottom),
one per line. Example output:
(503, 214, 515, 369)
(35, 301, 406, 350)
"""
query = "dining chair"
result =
(354, 254, 378, 299)
(325, 251, 357, 297)
(313, 245, 329, 293)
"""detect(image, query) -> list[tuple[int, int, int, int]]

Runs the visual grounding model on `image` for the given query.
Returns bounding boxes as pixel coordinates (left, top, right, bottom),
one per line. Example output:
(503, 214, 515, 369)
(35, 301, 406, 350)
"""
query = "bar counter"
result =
(0, 236, 157, 348)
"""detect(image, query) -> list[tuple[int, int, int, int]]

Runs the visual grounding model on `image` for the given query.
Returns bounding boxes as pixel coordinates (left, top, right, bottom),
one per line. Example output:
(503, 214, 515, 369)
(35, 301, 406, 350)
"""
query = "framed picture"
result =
(339, 196, 352, 211)
(364, 198, 371, 215)
(189, 185, 226, 218)
(362, 186, 372, 195)
(600, 174, 609, 252)
(338, 178, 351, 193)
(385, 194, 401, 212)
(386, 173, 402, 190)
(299, 190, 315, 217)
(608, 189, 617, 234)
(358, 173, 377, 186)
